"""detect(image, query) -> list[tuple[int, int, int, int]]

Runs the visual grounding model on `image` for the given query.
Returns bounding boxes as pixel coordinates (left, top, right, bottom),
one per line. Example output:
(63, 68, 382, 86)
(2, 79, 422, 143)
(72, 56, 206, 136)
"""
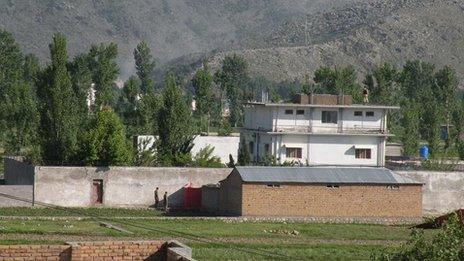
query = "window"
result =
(386, 185, 399, 190)
(266, 184, 281, 188)
(326, 185, 340, 189)
(264, 144, 270, 153)
(248, 141, 254, 154)
(366, 111, 374, 117)
(296, 109, 305, 115)
(354, 111, 363, 116)
(321, 111, 338, 124)
(285, 109, 293, 115)
(355, 148, 371, 159)
(286, 147, 302, 158)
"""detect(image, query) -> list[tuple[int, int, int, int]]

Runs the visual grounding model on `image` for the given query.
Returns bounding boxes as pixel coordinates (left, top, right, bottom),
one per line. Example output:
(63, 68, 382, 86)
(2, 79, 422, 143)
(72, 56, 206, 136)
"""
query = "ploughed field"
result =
(0, 207, 436, 260)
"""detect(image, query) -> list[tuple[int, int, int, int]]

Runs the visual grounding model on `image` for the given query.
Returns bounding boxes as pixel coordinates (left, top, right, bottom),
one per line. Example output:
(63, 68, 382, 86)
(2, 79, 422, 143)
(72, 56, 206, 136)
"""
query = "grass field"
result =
(0, 207, 437, 260)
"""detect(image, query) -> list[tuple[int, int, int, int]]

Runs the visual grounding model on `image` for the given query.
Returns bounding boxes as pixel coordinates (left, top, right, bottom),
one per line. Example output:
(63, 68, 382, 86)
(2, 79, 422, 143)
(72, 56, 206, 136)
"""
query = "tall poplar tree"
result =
(192, 61, 213, 132)
(400, 102, 421, 157)
(88, 43, 119, 108)
(157, 74, 193, 166)
(37, 33, 80, 165)
(0, 30, 40, 156)
(313, 66, 362, 102)
(214, 54, 250, 127)
(134, 41, 155, 94)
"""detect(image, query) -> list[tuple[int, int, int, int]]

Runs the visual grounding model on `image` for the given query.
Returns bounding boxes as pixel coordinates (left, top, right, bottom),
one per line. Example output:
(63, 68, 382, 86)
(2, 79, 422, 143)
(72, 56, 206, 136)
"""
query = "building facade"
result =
(241, 94, 399, 166)
(219, 166, 423, 218)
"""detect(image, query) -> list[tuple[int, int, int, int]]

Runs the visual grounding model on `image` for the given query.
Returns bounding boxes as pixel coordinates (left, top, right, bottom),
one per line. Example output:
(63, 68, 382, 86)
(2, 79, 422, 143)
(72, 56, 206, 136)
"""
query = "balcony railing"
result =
(273, 125, 387, 134)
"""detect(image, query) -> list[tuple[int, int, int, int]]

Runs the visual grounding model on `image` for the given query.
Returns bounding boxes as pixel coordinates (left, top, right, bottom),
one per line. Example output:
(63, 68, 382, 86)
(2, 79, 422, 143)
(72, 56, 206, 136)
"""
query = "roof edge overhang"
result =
(246, 102, 400, 110)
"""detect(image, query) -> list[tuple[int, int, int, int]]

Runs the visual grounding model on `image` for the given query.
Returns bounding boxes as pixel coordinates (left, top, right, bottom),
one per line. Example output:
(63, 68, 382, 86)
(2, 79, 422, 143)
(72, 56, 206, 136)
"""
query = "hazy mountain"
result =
(1, 0, 464, 86)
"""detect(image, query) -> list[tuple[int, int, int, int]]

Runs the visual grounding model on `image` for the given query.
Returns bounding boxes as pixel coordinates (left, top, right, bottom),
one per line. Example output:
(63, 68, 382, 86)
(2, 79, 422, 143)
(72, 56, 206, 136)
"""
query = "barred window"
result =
(322, 111, 338, 124)
(286, 147, 302, 158)
(355, 149, 371, 159)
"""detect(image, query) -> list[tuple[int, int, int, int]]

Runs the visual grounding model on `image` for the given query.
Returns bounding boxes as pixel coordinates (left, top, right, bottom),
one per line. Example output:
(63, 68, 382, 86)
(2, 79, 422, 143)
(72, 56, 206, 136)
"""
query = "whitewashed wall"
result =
(191, 136, 240, 164)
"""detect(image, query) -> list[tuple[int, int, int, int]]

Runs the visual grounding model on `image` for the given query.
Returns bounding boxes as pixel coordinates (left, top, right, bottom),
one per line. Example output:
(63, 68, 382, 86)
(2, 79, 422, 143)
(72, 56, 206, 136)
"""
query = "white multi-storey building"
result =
(241, 94, 399, 166)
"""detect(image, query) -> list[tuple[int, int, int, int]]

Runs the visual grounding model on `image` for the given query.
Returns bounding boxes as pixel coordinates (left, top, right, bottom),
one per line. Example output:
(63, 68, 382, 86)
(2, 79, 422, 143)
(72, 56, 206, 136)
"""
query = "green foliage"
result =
(374, 213, 464, 260)
(217, 118, 232, 136)
(68, 53, 93, 117)
(134, 41, 155, 94)
(192, 61, 214, 117)
(452, 102, 464, 160)
(116, 76, 141, 137)
(400, 60, 436, 101)
(313, 66, 362, 102)
(214, 54, 250, 127)
(237, 143, 251, 166)
(36, 33, 80, 165)
(421, 91, 442, 157)
(421, 159, 458, 171)
(192, 145, 224, 167)
(83, 108, 133, 166)
(88, 43, 119, 108)
(258, 154, 278, 166)
(157, 74, 193, 166)
(400, 102, 420, 157)
(0, 30, 40, 159)
(364, 63, 399, 105)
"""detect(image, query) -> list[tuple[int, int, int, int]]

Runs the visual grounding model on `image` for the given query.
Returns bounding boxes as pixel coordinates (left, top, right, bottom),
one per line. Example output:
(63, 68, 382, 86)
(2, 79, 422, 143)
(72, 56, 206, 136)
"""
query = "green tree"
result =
(452, 102, 464, 160)
(83, 108, 132, 166)
(364, 63, 399, 105)
(157, 74, 193, 166)
(134, 41, 155, 94)
(192, 145, 223, 167)
(237, 143, 251, 166)
(313, 66, 362, 102)
(435, 66, 458, 148)
(400, 60, 436, 101)
(214, 54, 250, 127)
(36, 33, 80, 164)
(88, 43, 119, 108)
(400, 102, 421, 157)
(422, 90, 442, 157)
(192, 61, 214, 132)
(116, 76, 140, 137)
(0, 30, 40, 157)
(68, 54, 93, 117)
(23, 53, 40, 85)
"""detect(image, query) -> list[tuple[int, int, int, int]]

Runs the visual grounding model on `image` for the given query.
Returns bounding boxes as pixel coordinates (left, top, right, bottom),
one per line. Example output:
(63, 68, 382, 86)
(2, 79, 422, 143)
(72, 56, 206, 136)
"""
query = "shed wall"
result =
(240, 183, 422, 218)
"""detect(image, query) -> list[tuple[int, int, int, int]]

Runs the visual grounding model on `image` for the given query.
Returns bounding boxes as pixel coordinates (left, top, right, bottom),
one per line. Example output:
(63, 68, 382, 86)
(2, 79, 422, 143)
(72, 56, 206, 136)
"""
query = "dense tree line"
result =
(0, 29, 463, 168)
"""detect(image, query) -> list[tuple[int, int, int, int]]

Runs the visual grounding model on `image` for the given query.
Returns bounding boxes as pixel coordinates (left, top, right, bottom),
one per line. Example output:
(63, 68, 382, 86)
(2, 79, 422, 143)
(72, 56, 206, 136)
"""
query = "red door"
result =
(92, 180, 103, 204)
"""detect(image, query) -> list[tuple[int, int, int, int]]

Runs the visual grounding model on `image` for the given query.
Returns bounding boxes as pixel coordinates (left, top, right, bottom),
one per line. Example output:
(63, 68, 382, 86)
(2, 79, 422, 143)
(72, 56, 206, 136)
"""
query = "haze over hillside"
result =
(1, 0, 464, 85)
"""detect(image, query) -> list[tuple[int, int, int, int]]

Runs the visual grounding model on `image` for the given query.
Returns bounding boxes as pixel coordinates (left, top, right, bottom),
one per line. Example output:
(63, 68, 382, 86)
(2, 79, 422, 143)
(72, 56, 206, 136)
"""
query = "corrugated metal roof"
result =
(234, 166, 422, 185)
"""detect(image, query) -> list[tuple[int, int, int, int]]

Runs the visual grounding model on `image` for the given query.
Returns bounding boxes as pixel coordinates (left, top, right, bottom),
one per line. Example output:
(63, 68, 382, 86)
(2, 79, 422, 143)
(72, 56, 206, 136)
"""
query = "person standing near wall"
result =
(154, 187, 159, 209)
(163, 191, 168, 212)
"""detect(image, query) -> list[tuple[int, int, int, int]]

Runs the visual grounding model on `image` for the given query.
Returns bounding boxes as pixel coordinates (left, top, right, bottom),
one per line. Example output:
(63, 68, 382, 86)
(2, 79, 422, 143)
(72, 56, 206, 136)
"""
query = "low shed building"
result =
(219, 166, 423, 218)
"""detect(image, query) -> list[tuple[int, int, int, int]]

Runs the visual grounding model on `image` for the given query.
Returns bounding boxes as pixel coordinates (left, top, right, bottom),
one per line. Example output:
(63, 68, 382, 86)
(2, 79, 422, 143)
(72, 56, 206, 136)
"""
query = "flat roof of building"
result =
(233, 166, 422, 185)
(246, 102, 400, 110)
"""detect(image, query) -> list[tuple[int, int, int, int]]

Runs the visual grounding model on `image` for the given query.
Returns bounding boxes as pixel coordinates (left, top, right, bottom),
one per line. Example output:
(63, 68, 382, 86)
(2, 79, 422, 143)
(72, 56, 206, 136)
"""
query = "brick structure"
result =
(0, 240, 193, 261)
(219, 167, 423, 218)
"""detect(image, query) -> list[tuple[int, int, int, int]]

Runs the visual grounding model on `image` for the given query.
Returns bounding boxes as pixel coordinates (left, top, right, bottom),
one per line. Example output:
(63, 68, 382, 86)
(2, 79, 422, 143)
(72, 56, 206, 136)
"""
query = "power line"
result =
(0, 192, 295, 260)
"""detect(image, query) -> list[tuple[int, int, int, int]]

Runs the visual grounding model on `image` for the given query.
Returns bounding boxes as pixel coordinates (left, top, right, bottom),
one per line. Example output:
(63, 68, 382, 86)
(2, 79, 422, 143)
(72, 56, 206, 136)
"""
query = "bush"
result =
(373, 213, 464, 260)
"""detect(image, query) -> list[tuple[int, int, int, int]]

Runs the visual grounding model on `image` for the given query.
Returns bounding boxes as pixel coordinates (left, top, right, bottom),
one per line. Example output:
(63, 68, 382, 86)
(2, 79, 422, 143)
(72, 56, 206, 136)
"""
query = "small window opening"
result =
(286, 147, 302, 158)
(266, 184, 281, 188)
(355, 149, 371, 159)
(322, 111, 338, 124)
(386, 185, 399, 190)
(366, 111, 375, 117)
(296, 109, 305, 115)
(285, 109, 293, 115)
(326, 185, 340, 189)
(354, 111, 363, 116)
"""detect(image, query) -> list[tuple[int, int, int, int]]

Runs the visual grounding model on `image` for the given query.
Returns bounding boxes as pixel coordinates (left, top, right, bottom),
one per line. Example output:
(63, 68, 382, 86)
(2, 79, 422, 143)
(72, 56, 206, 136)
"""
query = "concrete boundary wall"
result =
(4, 156, 35, 185)
(34, 166, 231, 207)
(397, 171, 464, 215)
(0, 185, 33, 207)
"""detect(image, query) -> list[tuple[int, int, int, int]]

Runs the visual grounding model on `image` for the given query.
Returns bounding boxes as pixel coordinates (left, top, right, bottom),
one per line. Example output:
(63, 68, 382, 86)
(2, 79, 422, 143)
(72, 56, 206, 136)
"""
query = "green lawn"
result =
(0, 207, 437, 260)
(0, 207, 162, 217)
